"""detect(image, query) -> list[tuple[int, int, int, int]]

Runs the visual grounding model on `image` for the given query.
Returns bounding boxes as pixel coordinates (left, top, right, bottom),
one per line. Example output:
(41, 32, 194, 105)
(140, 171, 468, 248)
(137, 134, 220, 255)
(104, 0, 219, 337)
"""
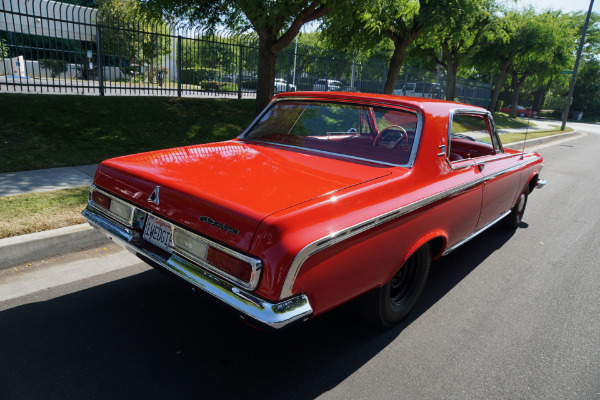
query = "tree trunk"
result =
(383, 40, 410, 95)
(445, 60, 458, 101)
(442, 43, 458, 101)
(509, 70, 530, 118)
(255, 37, 278, 115)
(488, 52, 516, 111)
(533, 87, 546, 112)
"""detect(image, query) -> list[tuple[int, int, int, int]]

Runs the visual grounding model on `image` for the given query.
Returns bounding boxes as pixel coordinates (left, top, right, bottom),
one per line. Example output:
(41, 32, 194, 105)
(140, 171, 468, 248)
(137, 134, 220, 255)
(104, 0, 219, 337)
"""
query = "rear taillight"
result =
(91, 190, 111, 210)
(89, 186, 137, 227)
(171, 226, 262, 290)
(207, 247, 252, 282)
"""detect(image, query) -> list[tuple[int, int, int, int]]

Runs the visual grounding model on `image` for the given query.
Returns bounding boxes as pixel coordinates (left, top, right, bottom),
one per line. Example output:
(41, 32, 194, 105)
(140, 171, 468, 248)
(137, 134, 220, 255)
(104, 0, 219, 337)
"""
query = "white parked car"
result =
(274, 78, 296, 93)
(312, 79, 344, 91)
(393, 82, 443, 99)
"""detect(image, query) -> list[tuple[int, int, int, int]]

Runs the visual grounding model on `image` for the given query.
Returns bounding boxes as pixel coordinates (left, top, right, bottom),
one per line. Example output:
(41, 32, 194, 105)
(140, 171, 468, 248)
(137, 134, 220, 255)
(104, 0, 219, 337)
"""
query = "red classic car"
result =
(82, 92, 546, 330)
(500, 104, 538, 118)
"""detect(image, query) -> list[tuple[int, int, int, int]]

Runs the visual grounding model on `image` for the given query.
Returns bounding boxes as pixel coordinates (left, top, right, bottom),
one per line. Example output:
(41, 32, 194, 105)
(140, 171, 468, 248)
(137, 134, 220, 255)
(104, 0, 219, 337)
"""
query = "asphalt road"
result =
(1, 126, 600, 400)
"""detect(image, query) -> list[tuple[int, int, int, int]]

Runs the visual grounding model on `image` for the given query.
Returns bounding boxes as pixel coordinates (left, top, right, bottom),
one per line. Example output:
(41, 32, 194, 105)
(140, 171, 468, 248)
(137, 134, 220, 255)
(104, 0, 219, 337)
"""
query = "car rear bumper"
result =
(82, 206, 313, 330)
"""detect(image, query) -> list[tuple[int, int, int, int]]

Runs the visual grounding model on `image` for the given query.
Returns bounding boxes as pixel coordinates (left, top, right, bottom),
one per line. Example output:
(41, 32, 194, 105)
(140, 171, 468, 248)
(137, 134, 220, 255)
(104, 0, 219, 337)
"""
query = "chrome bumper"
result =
(536, 179, 547, 189)
(82, 206, 313, 330)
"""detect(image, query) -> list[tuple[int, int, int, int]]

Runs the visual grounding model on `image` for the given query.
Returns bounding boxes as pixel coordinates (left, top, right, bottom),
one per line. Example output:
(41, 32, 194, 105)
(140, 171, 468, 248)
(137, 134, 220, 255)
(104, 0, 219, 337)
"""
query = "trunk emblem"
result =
(199, 216, 239, 235)
(147, 186, 160, 205)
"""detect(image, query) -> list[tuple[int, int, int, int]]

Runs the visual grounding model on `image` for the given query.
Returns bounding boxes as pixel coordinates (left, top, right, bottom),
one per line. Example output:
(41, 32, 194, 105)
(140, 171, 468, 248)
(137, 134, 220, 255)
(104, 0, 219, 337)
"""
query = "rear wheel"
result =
(504, 189, 528, 229)
(360, 245, 431, 328)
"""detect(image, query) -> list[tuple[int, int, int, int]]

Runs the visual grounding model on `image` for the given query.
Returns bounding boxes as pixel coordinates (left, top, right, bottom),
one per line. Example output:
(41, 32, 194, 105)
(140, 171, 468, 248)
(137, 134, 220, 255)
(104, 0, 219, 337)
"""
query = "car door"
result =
(448, 111, 521, 231)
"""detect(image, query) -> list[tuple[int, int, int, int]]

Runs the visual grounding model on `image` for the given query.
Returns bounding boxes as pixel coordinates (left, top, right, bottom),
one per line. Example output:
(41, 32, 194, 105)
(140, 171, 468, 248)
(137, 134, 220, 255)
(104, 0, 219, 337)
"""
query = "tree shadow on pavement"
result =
(0, 225, 515, 400)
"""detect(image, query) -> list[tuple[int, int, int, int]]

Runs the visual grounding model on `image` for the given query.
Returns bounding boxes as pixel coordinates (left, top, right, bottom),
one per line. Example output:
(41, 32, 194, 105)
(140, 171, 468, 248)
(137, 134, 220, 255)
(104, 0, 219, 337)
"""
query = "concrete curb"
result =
(0, 223, 110, 270)
(503, 130, 581, 150)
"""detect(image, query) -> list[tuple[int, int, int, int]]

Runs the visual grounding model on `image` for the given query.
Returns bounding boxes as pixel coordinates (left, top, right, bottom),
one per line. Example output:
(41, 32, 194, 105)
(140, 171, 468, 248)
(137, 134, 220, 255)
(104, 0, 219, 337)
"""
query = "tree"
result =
(144, 0, 338, 113)
(571, 58, 600, 115)
(321, 0, 431, 94)
(99, 0, 171, 83)
(503, 11, 575, 117)
(472, 9, 536, 111)
(413, 0, 497, 101)
(1, 39, 8, 57)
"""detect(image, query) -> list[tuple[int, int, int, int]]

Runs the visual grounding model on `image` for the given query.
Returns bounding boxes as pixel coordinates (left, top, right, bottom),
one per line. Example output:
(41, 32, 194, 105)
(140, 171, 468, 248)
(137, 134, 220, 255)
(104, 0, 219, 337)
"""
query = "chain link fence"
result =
(1, 0, 491, 106)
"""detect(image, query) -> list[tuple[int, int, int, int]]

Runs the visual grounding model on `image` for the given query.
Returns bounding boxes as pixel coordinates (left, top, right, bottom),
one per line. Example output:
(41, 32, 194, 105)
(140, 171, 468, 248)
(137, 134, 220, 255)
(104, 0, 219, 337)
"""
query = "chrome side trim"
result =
(442, 210, 511, 256)
(279, 156, 542, 299)
(280, 178, 482, 299)
(82, 206, 312, 330)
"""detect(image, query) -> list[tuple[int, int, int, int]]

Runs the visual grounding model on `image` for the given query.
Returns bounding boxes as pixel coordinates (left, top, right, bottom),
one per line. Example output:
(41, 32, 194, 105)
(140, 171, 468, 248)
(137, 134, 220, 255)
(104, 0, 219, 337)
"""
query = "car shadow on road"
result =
(0, 226, 516, 400)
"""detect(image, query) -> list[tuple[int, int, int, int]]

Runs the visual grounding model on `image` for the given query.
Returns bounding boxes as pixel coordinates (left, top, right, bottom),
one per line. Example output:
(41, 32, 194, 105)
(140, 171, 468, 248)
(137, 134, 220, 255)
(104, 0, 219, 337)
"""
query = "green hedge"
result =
(200, 80, 238, 92)
(38, 58, 68, 77)
(181, 67, 222, 85)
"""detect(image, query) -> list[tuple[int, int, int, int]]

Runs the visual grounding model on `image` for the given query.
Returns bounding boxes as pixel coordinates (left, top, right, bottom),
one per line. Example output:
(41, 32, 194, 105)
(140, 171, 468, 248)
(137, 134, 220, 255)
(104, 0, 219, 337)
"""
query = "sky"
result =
(516, 0, 596, 13)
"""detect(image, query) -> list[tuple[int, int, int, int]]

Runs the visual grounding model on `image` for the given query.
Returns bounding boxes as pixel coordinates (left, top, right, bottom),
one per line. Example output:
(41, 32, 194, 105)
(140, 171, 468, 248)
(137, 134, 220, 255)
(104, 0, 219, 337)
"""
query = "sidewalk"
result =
(0, 164, 108, 270)
(0, 164, 97, 197)
(497, 117, 561, 134)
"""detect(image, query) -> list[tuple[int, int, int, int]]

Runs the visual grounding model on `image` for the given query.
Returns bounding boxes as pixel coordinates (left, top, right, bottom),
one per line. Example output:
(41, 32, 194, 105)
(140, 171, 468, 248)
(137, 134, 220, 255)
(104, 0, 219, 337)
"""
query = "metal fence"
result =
(0, 0, 491, 106)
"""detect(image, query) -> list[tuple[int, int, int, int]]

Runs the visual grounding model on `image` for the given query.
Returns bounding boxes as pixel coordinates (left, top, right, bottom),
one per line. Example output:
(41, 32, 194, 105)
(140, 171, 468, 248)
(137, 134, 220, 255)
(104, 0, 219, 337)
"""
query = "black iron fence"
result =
(0, 0, 491, 106)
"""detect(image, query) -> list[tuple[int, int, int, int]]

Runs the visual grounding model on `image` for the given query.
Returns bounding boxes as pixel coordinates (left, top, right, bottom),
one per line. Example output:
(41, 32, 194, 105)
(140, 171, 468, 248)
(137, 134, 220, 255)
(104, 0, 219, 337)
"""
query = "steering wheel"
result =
(374, 125, 409, 151)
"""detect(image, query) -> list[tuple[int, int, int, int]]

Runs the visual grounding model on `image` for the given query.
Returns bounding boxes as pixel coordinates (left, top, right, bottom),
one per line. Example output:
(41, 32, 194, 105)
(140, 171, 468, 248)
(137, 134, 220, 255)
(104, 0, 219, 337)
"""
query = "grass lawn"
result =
(0, 187, 89, 239)
(0, 94, 255, 173)
(499, 127, 574, 144)
(492, 112, 536, 129)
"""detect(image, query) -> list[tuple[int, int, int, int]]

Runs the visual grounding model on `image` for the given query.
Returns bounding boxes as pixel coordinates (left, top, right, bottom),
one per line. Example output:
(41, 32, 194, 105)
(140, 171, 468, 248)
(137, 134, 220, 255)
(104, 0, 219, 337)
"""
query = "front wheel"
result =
(360, 245, 431, 328)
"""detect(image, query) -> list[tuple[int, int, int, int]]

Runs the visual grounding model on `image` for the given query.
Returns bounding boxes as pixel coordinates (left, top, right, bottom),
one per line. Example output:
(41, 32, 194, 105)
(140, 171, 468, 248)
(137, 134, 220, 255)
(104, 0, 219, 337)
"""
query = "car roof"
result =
(272, 91, 487, 115)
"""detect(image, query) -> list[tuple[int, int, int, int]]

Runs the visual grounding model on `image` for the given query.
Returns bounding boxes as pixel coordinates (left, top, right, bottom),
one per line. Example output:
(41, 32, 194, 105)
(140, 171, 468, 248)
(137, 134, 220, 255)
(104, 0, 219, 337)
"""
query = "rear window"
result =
(243, 101, 420, 166)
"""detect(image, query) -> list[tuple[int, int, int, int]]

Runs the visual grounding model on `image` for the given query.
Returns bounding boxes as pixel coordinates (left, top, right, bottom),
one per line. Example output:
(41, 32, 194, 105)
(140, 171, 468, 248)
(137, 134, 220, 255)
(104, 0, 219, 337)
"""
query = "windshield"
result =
(242, 101, 420, 166)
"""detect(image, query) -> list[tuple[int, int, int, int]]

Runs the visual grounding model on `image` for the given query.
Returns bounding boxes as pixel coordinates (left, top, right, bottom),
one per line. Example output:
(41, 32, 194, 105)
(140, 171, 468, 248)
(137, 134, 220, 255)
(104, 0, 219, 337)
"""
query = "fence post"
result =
(177, 35, 182, 97)
(325, 60, 329, 90)
(96, 24, 104, 96)
(238, 44, 243, 99)
(286, 52, 291, 92)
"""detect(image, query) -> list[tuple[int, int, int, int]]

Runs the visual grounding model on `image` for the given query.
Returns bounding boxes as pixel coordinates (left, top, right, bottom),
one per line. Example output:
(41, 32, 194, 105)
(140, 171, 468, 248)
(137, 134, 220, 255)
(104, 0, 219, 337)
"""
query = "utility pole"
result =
(561, 0, 594, 130)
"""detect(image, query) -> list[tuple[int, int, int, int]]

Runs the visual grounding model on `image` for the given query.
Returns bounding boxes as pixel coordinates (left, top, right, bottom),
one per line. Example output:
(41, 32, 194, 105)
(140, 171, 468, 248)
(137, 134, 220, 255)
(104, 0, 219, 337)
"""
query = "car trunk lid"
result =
(94, 140, 391, 251)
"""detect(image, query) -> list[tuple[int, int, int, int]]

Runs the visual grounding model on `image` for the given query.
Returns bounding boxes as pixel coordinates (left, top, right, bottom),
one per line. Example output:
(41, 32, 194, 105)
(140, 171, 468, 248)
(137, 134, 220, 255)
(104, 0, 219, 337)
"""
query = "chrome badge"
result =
(199, 216, 239, 235)
(147, 186, 160, 205)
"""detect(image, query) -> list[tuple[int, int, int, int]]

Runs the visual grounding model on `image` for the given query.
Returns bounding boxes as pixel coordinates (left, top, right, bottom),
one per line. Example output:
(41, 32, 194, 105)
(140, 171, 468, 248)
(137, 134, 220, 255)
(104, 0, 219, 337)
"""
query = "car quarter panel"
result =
(248, 106, 491, 315)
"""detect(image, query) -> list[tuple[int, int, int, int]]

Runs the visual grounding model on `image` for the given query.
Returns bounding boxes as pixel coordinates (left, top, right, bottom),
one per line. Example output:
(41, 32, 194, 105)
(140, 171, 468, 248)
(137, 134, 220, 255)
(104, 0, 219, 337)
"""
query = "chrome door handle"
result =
(476, 162, 486, 172)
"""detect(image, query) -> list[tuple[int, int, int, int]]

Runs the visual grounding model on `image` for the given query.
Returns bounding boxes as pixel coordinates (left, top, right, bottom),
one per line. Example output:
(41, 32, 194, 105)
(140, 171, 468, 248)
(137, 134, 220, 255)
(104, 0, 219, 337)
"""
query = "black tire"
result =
(504, 189, 528, 229)
(360, 245, 431, 328)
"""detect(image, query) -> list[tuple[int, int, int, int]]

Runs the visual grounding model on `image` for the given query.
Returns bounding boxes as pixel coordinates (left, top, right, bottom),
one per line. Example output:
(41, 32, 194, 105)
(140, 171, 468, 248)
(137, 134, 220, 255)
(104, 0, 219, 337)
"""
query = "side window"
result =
(448, 113, 499, 162)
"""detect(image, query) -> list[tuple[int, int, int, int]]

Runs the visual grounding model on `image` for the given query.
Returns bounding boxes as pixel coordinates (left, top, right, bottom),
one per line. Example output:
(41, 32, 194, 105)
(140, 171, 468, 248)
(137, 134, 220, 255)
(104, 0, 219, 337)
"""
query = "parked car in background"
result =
(83, 92, 546, 331)
(500, 104, 538, 118)
(393, 82, 444, 99)
(312, 79, 344, 91)
(274, 78, 296, 93)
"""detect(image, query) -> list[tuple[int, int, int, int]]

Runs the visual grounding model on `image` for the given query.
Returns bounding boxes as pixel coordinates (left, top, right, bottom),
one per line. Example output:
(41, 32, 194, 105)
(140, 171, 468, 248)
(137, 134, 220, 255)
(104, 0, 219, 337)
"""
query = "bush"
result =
(495, 100, 504, 112)
(38, 58, 68, 77)
(539, 110, 561, 119)
(1, 38, 8, 57)
(200, 80, 238, 92)
(181, 67, 222, 85)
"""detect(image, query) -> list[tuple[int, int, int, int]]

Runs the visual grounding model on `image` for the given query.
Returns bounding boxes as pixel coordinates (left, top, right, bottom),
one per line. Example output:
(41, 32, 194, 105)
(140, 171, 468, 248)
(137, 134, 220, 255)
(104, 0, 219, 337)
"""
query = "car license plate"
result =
(143, 214, 173, 253)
